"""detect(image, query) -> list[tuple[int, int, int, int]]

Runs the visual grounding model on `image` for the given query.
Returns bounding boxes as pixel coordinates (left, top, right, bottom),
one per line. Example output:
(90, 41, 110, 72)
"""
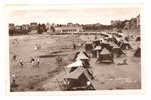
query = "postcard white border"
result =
(4, 3, 145, 96)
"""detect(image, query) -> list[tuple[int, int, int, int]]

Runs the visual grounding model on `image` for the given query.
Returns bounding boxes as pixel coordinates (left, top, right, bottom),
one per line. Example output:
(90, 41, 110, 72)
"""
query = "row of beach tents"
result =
(61, 50, 95, 90)
(59, 32, 140, 90)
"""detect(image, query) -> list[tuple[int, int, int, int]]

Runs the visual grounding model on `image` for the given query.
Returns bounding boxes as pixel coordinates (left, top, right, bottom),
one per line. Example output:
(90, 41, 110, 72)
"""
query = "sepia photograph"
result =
(6, 4, 142, 93)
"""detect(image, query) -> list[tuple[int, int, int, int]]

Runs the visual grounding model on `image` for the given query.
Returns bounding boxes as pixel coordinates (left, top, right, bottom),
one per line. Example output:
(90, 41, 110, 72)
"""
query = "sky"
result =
(6, 6, 140, 25)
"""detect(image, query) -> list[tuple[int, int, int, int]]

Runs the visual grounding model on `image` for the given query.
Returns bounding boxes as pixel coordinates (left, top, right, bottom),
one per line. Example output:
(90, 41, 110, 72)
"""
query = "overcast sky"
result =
(7, 6, 140, 25)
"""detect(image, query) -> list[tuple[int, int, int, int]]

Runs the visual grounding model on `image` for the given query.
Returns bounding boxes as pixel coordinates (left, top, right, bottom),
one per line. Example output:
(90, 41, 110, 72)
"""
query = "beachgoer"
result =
(34, 44, 38, 51)
(12, 55, 17, 61)
(36, 56, 40, 67)
(19, 58, 23, 66)
(56, 56, 62, 66)
(73, 43, 76, 49)
(11, 74, 17, 88)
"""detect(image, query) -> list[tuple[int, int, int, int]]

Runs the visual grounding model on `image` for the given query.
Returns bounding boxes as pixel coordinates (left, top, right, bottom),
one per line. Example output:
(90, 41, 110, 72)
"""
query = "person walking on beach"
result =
(19, 57, 23, 67)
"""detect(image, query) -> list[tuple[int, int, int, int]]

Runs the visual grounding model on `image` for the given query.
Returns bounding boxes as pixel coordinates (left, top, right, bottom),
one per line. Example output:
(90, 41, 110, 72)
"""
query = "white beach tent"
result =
(76, 52, 89, 60)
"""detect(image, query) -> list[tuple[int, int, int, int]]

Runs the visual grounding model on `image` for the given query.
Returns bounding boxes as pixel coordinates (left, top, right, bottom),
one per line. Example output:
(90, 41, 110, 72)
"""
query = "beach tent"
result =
(67, 60, 83, 68)
(100, 40, 113, 51)
(100, 48, 111, 55)
(76, 51, 89, 60)
(92, 39, 100, 47)
(136, 36, 140, 42)
(93, 46, 102, 58)
(76, 52, 90, 68)
(93, 45, 102, 51)
(73, 50, 89, 61)
(134, 47, 141, 57)
(120, 40, 132, 50)
(85, 41, 93, 52)
(100, 40, 109, 46)
(98, 48, 114, 63)
(63, 67, 95, 90)
(75, 52, 90, 68)
(111, 43, 125, 57)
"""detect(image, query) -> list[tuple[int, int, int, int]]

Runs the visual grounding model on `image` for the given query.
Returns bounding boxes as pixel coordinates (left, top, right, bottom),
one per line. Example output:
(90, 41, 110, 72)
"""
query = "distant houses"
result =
(45, 22, 83, 33)
(8, 14, 140, 36)
(54, 26, 83, 33)
(8, 22, 84, 35)
(9, 23, 15, 36)
(30, 22, 38, 30)
(9, 23, 30, 35)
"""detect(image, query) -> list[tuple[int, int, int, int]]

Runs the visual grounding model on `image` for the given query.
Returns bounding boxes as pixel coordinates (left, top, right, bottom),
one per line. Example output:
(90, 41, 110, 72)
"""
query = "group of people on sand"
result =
(11, 55, 40, 91)
(11, 43, 42, 91)
(12, 55, 24, 67)
(12, 54, 40, 68)
(30, 56, 40, 67)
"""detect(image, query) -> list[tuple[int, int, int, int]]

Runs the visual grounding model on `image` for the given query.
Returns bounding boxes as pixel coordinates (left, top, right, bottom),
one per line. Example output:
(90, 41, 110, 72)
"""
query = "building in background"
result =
(9, 23, 15, 35)
(15, 25, 22, 30)
(54, 26, 83, 33)
(30, 22, 38, 30)
(67, 22, 74, 27)
(9, 23, 15, 30)
(22, 24, 30, 31)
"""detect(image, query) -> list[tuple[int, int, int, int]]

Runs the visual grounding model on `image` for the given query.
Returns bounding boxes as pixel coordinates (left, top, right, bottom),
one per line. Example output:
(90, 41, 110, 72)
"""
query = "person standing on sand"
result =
(12, 54, 17, 61)
(73, 43, 76, 50)
(34, 44, 38, 51)
(31, 57, 35, 66)
(56, 55, 62, 66)
(36, 56, 40, 67)
(18, 57, 23, 67)
(11, 74, 18, 91)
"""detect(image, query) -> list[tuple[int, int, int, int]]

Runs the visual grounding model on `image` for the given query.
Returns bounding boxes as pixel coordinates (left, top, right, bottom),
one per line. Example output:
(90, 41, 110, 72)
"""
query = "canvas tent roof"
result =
(93, 46, 102, 50)
(102, 40, 109, 44)
(76, 52, 89, 60)
(134, 47, 141, 57)
(64, 67, 92, 81)
(111, 43, 120, 49)
(115, 37, 121, 42)
(67, 60, 83, 68)
(100, 48, 111, 55)
(64, 67, 85, 79)
(78, 48, 86, 52)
